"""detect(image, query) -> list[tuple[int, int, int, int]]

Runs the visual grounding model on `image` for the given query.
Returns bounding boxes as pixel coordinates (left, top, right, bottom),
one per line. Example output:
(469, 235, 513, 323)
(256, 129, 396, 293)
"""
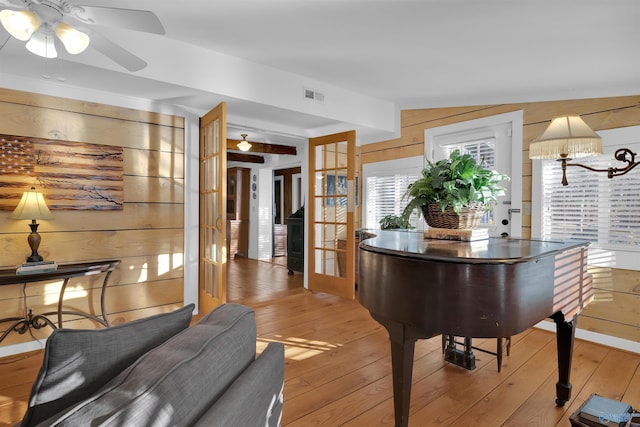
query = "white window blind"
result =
(438, 138, 496, 169)
(538, 131, 640, 269)
(365, 173, 420, 229)
(541, 157, 640, 247)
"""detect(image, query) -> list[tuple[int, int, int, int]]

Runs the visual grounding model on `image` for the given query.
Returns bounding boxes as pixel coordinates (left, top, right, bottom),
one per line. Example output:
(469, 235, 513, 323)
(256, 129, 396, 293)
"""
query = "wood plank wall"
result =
(0, 88, 185, 349)
(359, 95, 640, 344)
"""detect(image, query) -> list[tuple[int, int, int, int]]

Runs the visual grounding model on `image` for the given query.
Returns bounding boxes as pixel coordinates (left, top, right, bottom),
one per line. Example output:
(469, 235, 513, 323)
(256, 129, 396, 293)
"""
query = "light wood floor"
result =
(1, 257, 639, 426)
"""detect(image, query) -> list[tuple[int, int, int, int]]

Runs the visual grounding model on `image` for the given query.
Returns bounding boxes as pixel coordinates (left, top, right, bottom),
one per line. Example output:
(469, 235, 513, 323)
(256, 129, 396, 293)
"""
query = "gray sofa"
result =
(19, 303, 284, 427)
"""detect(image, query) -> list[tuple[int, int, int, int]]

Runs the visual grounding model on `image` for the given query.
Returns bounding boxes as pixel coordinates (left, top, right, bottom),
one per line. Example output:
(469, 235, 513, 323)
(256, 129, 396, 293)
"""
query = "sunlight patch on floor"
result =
(257, 336, 341, 361)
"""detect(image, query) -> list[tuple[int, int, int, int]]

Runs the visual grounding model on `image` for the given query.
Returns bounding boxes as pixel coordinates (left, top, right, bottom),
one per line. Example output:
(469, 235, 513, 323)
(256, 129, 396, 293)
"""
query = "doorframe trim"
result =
(424, 110, 523, 238)
(184, 113, 200, 312)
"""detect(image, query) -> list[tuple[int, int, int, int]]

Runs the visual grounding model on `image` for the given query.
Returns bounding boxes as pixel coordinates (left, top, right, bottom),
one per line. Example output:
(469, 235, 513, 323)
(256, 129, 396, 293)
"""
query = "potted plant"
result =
(401, 150, 510, 229)
(379, 214, 414, 230)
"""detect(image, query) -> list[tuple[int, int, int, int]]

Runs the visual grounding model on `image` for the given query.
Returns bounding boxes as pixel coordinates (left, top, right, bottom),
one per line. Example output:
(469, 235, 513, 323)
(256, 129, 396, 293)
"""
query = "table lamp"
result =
(9, 186, 53, 263)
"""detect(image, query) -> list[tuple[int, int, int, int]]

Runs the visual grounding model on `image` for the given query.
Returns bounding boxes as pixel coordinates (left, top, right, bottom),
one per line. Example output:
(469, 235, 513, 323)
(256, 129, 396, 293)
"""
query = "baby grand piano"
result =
(358, 232, 592, 427)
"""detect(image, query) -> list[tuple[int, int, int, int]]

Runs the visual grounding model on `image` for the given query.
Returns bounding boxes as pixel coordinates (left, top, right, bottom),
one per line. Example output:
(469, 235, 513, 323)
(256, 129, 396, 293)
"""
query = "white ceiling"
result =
(0, 0, 639, 146)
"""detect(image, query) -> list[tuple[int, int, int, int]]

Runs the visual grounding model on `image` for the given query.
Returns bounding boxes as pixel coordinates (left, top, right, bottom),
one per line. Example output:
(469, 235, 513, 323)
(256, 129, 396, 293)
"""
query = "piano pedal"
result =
(442, 335, 511, 371)
(444, 336, 476, 370)
(444, 346, 476, 370)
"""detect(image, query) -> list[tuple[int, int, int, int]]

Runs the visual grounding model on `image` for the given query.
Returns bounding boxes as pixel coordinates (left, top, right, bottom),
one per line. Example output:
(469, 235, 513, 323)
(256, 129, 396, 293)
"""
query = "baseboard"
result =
(534, 321, 639, 354)
(0, 339, 47, 358)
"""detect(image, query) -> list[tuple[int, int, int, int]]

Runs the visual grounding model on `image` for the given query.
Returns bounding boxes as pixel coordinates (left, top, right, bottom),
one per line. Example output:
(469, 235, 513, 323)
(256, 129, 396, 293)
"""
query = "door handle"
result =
(508, 208, 520, 221)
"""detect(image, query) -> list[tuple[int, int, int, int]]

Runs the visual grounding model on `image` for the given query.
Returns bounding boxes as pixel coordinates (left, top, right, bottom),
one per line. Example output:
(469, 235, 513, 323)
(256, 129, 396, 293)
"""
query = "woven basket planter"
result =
(421, 203, 485, 229)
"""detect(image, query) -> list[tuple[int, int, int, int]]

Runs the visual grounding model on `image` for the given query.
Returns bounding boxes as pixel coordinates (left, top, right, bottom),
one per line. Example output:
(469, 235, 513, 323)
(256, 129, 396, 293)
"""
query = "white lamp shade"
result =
(0, 9, 40, 41)
(530, 115, 602, 159)
(55, 22, 90, 54)
(26, 29, 57, 58)
(237, 134, 252, 152)
(237, 140, 252, 151)
(9, 188, 53, 220)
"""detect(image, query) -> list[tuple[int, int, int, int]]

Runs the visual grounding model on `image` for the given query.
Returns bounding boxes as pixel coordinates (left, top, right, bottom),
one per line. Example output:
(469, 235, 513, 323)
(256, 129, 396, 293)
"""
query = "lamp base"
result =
(26, 254, 44, 263)
(26, 221, 44, 263)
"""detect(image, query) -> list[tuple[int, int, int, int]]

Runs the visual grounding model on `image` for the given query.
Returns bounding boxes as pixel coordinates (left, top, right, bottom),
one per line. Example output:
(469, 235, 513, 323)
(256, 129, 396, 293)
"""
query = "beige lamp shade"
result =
(0, 9, 40, 41)
(55, 22, 90, 54)
(9, 187, 53, 220)
(529, 115, 603, 159)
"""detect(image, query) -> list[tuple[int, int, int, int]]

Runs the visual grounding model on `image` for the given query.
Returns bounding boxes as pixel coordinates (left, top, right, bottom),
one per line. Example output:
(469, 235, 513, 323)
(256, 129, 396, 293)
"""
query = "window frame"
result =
(362, 156, 423, 231)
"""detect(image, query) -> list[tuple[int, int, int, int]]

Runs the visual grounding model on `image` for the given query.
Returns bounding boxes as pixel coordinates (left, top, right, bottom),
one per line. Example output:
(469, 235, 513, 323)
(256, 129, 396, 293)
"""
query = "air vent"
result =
(304, 88, 324, 103)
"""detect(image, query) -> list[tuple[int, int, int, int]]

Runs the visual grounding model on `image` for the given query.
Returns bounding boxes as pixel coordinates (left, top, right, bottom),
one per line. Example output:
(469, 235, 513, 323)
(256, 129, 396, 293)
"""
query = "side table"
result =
(0, 260, 120, 343)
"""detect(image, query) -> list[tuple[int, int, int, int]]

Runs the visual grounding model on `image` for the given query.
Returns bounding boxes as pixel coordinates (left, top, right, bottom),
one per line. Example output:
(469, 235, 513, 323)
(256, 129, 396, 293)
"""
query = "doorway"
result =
(272, 166, 302, 263)
(424, 111, 523, 238)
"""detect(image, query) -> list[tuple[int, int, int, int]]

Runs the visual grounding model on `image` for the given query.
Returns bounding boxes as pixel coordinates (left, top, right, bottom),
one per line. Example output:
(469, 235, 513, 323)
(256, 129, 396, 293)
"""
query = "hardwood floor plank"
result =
(448, 337, 562, 426)
(283, 359, 390, 425)
(402, 330, 550, 426)
(287, 375, 394, 427)
(560, 349, 640, 423)
(505, 340, 610, 427)
(622, 361, 640, 410)
(284, 329, 390, 399)
(0, 257, 637, 427)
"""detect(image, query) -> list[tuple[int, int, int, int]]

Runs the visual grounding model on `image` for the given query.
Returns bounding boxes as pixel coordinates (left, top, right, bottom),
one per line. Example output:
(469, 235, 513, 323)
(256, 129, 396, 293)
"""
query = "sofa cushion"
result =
(193, 342, 285, 427)
(22, 303, 195, 427)
(37, 303, 257, 427)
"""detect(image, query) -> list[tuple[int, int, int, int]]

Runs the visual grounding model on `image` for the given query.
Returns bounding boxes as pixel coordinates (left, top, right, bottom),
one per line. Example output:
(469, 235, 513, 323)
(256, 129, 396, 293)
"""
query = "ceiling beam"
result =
(227, 139, 297, 155)
(228, 152, 265, 164)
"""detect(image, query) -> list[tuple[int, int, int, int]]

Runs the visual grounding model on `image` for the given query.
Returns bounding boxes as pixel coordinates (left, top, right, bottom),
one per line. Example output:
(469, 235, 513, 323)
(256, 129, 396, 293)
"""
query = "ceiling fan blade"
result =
(90, 30, 147, 72)
(0, 0, 23, 9)
(0, 31, 10, 51)
(72, 6, 165, 35)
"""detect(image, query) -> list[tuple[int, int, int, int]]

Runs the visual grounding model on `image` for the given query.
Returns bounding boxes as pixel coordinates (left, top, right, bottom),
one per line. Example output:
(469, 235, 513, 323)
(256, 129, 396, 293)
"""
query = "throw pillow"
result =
(36, 303, 256, 427)
(22, 303, 195, 427)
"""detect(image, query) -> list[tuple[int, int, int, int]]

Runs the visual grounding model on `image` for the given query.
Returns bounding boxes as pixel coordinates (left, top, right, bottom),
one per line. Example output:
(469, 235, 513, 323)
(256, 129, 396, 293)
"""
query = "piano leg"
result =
(390, 330, 416, 427)
(371, 313, 434, 427)
(551, 312, 577, 407)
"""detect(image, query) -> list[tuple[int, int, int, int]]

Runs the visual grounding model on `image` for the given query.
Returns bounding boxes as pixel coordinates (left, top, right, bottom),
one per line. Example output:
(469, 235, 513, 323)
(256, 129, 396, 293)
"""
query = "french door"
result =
(199, 102, 227, 314)
(307, 131, 356, 299)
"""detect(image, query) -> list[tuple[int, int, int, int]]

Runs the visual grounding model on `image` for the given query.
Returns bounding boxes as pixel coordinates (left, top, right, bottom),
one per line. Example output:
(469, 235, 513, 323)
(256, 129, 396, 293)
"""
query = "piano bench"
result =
(442, 335, 511, 372)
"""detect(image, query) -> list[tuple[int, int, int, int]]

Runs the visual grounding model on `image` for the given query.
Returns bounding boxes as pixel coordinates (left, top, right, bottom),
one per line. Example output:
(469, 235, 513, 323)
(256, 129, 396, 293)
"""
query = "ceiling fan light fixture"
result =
(55, 22, 90, 54)
(26, 29, 57, 58)
(0, 9, 41, 41)
(237, 134, 252, 152)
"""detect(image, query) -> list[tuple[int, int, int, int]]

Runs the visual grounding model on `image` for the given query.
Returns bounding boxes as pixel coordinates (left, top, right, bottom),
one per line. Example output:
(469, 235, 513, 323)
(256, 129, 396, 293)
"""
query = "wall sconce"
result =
(529, 115, 640, 185)
(237, 133, 252, 152)
(9, 187, 54, 263)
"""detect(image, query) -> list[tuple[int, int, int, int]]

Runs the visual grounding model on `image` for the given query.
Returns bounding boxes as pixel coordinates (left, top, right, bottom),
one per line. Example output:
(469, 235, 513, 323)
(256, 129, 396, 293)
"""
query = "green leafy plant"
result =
(379, 214, 414, 230)
(401, 150, 510, 222)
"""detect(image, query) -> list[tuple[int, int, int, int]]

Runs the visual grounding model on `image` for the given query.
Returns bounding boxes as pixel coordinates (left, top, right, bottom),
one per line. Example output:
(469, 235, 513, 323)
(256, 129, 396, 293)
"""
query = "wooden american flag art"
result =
(0, 135, 123, 211)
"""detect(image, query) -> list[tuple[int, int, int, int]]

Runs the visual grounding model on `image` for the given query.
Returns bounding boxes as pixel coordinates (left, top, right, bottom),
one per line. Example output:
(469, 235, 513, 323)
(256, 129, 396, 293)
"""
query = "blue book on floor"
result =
(579, 394, 632, 427)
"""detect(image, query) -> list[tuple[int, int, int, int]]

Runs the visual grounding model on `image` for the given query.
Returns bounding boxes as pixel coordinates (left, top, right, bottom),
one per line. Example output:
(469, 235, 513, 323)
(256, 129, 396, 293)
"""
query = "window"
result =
(363, 157, 422, 230)
(534, 126, 640, 270)
(433, 138, 498, 226)
(365, 173, 421, 229)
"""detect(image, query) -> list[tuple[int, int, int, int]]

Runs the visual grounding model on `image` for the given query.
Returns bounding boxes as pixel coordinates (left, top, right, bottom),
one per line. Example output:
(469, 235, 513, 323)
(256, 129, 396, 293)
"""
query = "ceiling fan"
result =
(0, 0, 164, 71)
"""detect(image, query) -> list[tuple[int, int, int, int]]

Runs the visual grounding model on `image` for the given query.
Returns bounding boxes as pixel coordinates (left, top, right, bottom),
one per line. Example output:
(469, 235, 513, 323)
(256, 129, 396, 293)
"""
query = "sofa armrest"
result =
(193, 342, 285, 427)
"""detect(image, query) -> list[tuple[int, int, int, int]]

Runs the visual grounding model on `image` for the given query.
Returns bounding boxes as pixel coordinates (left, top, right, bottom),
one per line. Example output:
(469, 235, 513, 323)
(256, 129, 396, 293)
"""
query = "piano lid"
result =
(359, 230, 589, 265)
